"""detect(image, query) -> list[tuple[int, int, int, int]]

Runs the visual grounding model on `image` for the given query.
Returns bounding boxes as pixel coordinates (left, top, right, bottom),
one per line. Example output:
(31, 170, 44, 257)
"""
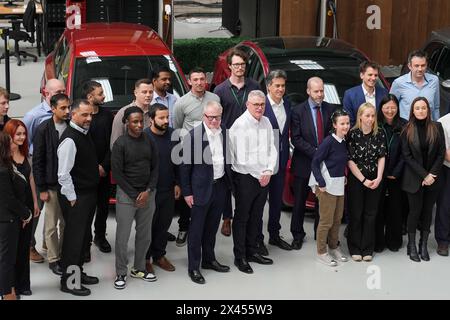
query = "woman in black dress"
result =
(0, 131, 32, 300)
(4, 119, 40, 297)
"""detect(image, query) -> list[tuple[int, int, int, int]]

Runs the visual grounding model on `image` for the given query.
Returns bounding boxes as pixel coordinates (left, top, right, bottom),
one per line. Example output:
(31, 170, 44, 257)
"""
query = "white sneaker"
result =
(317, 253, 338, 267)
(362, 255, 373, 262)
(130, 268, 157, 282)
(330, 247, 348, 262)
(114, 275, 127, 289)
(351, 255, 362, 262)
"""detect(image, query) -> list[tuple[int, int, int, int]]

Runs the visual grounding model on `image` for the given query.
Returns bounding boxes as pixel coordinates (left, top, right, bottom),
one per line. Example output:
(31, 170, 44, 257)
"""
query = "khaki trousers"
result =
(44, 189, 65, 263)
(316, 190, 344, 254)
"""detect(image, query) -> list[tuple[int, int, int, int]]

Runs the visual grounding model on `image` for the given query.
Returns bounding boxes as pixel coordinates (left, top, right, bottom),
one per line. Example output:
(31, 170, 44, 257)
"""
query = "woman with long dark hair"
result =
(4, 120, 40, 296)
(401, 97, 445, 262)
(375, 94, 407, 252)
(0, 131, 32, 300)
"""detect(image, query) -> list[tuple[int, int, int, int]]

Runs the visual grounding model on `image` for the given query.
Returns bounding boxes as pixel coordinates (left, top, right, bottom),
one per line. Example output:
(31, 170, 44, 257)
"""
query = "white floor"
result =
(26, 207, 450, 300)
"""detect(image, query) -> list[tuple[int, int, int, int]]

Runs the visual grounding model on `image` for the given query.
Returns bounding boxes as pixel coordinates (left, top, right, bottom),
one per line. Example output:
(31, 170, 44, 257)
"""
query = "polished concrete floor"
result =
(25, 207, 450, 300)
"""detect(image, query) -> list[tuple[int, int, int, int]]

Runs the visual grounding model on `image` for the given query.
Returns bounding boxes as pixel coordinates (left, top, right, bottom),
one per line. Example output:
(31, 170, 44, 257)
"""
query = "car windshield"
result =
(267, 55, 386, 106)
(72, 55, 186, 111)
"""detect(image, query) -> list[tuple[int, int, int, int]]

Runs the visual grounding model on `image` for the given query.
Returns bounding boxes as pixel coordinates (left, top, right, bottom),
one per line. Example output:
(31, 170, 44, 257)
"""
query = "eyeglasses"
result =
(249, 102, 265, 108)
(231, 63, 246, 68)
(204, 114, 222, 121)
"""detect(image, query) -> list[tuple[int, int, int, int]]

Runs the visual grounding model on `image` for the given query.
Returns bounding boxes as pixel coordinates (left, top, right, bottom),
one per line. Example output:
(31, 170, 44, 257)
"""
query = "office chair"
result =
(0, 0, 38, 66)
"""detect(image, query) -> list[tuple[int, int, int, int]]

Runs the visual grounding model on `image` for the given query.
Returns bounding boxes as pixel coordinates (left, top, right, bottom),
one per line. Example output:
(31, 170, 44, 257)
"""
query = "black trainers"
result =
(176, 231, 187, 247)
(94, 237, 112, 253)
(114, 275, 127, 290)
(167, 232, 176, 242)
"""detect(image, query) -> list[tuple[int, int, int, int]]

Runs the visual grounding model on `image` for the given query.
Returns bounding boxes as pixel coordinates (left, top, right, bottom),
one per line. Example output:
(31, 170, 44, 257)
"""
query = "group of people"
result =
(0, 47, 449, 299)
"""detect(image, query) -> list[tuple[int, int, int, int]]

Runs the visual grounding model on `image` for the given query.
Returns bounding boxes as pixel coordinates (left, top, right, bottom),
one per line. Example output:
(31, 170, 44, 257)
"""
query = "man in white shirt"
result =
(229, 90, 278, 274)
(179, 101, 232, 284)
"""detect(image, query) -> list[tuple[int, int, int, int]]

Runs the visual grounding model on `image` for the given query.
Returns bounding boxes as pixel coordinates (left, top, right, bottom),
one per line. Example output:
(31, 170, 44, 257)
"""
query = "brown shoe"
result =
(30, 247, 44, 263)
(145, 260, 155, 273)
(221, 218, 231, 237)
(154, 256, 175, 272)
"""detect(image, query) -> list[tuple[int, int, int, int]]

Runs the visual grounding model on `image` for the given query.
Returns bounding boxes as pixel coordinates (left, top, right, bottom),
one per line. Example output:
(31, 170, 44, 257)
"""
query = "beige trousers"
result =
(43, 189, 65, 263)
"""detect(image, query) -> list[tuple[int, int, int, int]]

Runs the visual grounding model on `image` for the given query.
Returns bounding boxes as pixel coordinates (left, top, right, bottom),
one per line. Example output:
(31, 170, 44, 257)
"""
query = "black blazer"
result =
(290, 100, 335, 178)
(263, 96, 291, 171)
(32, 118, 67, 191)
(380, 118, 407, 178)
(0, 167, 31, 222)
(401, 122, 445, 193)
(179, 123, 233, 206)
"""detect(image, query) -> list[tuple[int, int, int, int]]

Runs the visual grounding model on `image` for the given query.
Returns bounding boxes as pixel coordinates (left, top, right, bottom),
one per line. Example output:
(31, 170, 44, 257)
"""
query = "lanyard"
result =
(382, 125, 394, 155)
(230, 86, 247, 110)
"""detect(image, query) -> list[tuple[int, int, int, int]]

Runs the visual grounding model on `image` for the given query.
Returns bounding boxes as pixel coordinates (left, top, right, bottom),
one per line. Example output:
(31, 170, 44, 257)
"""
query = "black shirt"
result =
(90, 107, 113, 172)
(348, 128, 386, 179)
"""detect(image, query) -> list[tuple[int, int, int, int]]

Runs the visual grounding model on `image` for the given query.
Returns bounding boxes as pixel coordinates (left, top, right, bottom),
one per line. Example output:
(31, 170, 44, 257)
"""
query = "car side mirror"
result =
(443, 80, 450, 89)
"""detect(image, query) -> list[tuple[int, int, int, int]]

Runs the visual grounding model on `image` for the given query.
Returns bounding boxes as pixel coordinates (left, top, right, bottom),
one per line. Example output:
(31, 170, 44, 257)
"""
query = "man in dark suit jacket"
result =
(179, 101, 232, 285)
(290, 77, 335, 250)
(257, 70, 292, 253)
(343, 61, 388, 127)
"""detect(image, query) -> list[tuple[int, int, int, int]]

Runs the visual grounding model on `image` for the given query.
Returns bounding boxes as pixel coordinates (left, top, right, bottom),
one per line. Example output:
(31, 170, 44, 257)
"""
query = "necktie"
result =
(315, 105, 323, 144)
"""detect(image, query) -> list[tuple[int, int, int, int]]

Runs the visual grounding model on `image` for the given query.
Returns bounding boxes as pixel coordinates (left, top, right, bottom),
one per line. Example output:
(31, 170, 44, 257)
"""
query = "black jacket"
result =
(401, 121, 445, 194)
(380, 118, 407, 178)
(32, 118, 66, 191)
(0, 167, 31, 222)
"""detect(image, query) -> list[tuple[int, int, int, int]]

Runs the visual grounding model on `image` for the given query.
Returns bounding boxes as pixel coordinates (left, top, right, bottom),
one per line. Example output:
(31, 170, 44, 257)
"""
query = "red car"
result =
(41, 23, 189, 204)
(41, 22, 188, 111)
(211, 36, 389, 209)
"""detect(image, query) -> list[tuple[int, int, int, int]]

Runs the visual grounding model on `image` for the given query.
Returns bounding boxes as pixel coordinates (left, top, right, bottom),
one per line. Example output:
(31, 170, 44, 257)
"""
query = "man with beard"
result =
(144, 103, 179, 273)
(57, 100, 99, 296)
(151, 65, 177, 127)
(112, 107, 159, 290)
(32, 93, 70, 276)
(82, 81, 114, 256)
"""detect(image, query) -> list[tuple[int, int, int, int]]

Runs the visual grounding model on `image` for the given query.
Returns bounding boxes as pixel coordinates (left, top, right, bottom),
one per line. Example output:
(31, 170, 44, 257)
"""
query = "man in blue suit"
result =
(343, 61, 388, 126)
(256, 70, 292, 253)
(179, 101, 232, 285)
(290, 77, 336, 249)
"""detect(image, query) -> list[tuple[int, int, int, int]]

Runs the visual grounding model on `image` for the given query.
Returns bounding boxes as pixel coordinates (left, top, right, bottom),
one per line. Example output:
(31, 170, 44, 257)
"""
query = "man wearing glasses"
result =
(179, 101, 232, 284)
(213, 48, 260, 237)
(229, 90, 278, 274)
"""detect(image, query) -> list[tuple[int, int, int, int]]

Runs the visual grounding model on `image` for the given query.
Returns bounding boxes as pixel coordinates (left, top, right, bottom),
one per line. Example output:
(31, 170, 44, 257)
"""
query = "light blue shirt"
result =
(390, 72, 440, 121)
(151, 91, 177, 127)
(22, 101, 53, 155)
(308, 98, 322, 143)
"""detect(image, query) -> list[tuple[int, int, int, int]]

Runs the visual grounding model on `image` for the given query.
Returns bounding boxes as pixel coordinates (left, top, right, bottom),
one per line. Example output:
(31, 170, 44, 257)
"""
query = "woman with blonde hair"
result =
(347, 103, 386, 262)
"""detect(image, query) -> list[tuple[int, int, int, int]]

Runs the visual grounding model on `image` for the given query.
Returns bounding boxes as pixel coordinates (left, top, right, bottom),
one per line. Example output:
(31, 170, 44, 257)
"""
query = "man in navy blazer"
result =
(179, 101, 232, 285)
(256, 70, 292, 253)
(343, 61, 388, 127)
(290, 77, 336, 249)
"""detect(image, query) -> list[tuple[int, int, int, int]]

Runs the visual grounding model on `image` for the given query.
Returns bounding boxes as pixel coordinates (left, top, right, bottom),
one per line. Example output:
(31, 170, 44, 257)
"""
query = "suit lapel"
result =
(411, 126, 423, 164)
(304, 102, 318, 144)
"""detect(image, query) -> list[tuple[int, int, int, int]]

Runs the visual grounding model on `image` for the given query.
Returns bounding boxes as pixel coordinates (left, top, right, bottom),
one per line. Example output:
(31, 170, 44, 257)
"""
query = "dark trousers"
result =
(188, 178, 226, 271)
(15, 216, 32, 292)
(232, 172, 269, 259)
(0, 220, 19, 296)
(257, 169, 285, 242)
(406, 181, 441, 234)
(347, 173, 383, 256)
(436, 166, 450, 245)
(58, 192, 97, 282)
(222, 189, 233, 220)
(291, 176, 309, 241)
(146, 189, 175, 260)
(176, 198, 191, 232)
(376, 178, 403, 250)
(30, 198, 43, 248)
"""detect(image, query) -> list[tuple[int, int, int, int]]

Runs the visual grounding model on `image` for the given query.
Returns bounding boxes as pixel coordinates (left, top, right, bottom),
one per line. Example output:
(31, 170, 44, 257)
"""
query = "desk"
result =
(0, 2, 44, 56)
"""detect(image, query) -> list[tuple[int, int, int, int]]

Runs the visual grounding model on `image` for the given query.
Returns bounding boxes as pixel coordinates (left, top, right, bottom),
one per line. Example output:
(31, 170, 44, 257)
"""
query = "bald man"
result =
(290, 77, 336, 250)
(23, 78, 66, 264)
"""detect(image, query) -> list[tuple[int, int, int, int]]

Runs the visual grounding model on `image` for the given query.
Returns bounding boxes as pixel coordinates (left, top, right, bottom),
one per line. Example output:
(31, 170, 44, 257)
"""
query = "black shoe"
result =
(18, 289, 32, 296)
(269, 237, 292, 251)
(81, 272, 99, 285)
(60, 283, 91, 296)
(234, 258, 253, 274)
(176, 231, 188, 247)
(247, 253, 273, 265)
(202, 260, 230, 273)
(374, 245, 385, 253)
(94, 237, 111, 253)
(188, 270, 205, 284)
(167, 232, 176, 242)
(388, 247, 399, 252)
(291, 239, 303, 250)
(256, 241, 269, 256)
(49, 261, 63, 276)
